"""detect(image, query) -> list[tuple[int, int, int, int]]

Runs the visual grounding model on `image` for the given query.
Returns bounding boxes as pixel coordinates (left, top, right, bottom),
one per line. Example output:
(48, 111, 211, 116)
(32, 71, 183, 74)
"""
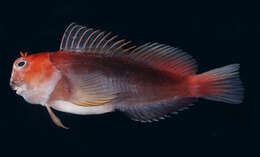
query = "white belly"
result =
(49, 100, 114, 115)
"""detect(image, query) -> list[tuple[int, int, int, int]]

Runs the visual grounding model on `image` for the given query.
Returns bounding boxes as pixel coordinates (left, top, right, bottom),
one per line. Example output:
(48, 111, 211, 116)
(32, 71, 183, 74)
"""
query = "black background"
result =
(0, 0, 252, 157)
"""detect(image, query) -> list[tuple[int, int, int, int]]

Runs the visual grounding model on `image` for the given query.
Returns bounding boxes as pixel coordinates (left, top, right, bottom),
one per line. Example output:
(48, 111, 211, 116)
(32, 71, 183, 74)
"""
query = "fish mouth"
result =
(10, 81, 25, 94)
(10, 82, 17, 91)
(15, 87, 24, 95)
(11, 85, 25, 95)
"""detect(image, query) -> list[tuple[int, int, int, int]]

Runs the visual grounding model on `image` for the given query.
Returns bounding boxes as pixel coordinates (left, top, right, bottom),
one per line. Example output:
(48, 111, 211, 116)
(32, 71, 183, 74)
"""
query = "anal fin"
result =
(117, 97, 195, 122)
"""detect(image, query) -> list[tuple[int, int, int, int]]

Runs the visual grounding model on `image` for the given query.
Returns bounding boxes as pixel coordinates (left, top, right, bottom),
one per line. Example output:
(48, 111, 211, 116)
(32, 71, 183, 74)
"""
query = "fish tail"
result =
(188, 64, 244, 104)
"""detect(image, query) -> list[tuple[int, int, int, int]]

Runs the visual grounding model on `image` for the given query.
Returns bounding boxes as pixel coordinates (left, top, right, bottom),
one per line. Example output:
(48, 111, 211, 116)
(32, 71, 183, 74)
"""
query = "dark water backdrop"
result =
(0, 0, 252, 156)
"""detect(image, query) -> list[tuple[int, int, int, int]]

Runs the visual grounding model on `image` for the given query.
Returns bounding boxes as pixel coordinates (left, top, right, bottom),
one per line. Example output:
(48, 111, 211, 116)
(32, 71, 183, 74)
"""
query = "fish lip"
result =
(10, 85, 20, 92)
(15, 87, 23, 95)
(10, 81, 23, 91)
(11, 85, 24, 95)
(10, 82, 16, 90)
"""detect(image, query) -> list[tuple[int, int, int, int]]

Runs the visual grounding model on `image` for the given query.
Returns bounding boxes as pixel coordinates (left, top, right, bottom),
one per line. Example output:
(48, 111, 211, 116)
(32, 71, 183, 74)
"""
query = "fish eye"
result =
(17, 59, 27, 68)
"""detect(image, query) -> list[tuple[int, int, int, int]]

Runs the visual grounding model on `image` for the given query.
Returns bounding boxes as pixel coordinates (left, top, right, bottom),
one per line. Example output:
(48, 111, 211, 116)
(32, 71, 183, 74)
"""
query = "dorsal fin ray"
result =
(127, 43, 197, 76)
(59, 23, 134, 52)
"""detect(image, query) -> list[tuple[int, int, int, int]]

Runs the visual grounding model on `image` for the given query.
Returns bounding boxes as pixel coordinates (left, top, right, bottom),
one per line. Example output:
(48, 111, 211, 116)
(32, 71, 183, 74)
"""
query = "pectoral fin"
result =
(46, 105, 69, 129)
(50, 53, 120, 107)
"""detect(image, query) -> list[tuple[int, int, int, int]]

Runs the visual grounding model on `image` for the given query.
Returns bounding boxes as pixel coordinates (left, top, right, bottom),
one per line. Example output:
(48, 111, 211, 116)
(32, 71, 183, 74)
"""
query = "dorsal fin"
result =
(127, 43, 197, 76)
(59, 23, 196, 76)
(59, 23, 135, 52)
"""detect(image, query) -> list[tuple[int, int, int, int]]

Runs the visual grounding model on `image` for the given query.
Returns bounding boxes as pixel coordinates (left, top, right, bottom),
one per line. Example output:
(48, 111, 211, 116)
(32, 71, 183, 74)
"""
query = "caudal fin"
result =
(189, 64, 244, 104)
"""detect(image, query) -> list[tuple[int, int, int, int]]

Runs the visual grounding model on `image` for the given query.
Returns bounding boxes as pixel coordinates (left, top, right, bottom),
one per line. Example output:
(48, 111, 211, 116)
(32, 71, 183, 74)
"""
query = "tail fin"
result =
(189, 64, 244, 104)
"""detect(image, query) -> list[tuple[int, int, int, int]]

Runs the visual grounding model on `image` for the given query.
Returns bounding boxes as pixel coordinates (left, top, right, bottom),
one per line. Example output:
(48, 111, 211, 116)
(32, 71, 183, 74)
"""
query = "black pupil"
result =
(18, 61, 25, 67)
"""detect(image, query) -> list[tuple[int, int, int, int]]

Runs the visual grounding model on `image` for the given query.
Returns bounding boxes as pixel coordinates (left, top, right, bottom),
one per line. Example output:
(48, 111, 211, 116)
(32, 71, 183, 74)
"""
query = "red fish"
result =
(10, 23, 244, 129)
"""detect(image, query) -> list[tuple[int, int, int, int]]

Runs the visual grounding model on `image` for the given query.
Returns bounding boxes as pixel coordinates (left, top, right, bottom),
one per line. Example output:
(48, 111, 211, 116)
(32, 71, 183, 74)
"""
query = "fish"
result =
(10, 23, 244, 129)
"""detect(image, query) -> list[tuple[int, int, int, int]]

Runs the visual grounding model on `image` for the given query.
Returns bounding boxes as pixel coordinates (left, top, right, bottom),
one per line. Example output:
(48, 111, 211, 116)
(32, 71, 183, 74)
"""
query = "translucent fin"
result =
(59, 23, 134, 53)
(59, 24, 197, 77)
(50, 53, 119, 107)
(127, 43, 197, 76)
(117, 97, 195, 122)
(189, 64, 244, 104)
(67, 72, 118, 106)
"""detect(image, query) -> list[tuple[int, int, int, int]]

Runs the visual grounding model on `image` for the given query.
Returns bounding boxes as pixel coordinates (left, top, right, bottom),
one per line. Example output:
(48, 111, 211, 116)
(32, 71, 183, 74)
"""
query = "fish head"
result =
(10, 52, 60, 104)
(10, 52, 32, 90)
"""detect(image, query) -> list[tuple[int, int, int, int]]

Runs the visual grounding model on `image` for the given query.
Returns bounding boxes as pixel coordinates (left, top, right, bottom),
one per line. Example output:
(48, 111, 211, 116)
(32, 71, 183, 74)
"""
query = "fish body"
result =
(10, 23, 244, 128)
